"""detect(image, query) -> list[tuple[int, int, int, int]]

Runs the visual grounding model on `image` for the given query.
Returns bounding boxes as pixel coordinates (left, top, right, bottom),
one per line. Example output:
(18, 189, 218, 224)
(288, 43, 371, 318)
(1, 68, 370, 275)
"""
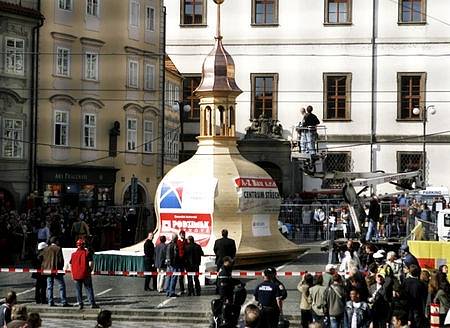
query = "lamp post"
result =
(172, 101, 191, 162)
(413, 105, 436, 187)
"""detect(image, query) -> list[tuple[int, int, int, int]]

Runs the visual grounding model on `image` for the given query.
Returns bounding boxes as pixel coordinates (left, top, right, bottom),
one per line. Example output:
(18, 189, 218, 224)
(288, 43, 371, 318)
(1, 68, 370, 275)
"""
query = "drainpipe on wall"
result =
(160, 6, 166, 178)
(29, 0, 44, 194)
(370, 0, 378, 190)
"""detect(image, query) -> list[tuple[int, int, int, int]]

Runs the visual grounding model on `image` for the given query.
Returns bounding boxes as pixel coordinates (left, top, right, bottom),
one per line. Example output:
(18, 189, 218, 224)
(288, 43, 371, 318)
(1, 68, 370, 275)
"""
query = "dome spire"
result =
(215, 0, 223, 40)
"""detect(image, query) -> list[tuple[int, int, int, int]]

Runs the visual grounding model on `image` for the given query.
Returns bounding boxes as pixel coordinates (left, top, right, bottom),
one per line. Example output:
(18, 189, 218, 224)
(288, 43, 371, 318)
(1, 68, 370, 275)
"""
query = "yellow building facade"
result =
(36, 0, 164, 207)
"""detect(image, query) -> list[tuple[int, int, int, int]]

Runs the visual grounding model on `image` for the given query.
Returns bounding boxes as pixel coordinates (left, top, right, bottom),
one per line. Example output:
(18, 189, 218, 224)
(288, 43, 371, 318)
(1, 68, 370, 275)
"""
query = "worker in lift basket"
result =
(300, 105, 320, 155)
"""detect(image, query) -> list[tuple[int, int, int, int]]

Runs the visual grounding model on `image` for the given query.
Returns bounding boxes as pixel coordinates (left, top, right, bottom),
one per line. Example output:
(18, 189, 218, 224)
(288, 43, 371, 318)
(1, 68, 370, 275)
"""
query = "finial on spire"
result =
(213, 0, 224, 40)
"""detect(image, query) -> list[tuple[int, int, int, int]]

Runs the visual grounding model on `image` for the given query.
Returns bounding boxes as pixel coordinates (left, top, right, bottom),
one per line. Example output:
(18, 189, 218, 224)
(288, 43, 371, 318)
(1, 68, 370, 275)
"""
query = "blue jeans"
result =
(47, 275, 67, 305)
(329, 314, 344, 328)
(305, 131, 317, 154)
(75, 276, 95, 306)
(166, 265, 179, 296)
(365, 219, 378, 241)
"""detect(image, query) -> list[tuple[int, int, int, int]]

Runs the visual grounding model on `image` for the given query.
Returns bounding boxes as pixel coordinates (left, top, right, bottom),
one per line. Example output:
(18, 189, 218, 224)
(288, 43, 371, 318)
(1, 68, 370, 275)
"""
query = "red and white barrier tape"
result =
(0, 268, 322, 277)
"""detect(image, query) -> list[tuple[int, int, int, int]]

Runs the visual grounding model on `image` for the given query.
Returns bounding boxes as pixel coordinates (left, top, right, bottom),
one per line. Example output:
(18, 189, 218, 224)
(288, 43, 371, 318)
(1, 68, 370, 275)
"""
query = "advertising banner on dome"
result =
(157, 178, 217, 247)
(234, 177, 281, 213)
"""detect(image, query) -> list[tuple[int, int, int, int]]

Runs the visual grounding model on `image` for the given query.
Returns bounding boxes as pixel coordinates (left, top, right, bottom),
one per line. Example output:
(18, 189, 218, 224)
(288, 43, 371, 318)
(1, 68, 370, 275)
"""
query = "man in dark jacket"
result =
(366, 194, 380, 241)
(41, 236, 69, 307)
(402, 264, 427, 328)
(154, 235, 167, 293)
(213, 229, 236, 271)
(165, 233, 180, 297)
(302, 105, 320, 154)
(143, 232, 157, 291)
(185, 235, 204, 296)
(218, 256, 241, 304)
(254, 269, 281, 328)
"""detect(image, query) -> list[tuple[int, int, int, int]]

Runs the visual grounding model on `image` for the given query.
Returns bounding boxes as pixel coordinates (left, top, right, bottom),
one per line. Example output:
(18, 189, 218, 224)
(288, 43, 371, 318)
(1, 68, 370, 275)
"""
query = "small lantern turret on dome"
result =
(194, 0, 242, 139)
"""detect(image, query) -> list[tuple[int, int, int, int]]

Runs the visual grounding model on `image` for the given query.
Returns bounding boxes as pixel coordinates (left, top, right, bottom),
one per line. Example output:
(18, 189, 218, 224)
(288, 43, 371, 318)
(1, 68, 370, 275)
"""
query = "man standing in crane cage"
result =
(302, 106, 320, 154)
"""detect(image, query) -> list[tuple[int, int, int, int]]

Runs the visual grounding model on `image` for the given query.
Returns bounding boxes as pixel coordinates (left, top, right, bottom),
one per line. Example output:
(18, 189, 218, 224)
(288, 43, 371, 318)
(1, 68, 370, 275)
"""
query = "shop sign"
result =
(234, 176, 281, 213)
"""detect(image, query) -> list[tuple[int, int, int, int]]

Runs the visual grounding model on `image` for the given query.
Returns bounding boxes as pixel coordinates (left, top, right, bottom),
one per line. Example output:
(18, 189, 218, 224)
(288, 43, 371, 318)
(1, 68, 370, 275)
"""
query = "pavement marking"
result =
(276, 251, 309, 272)
(0, 287, 35, 303)
(96, 288, 112, 297)
(321, 240, 328, 245)
(157, 297, 174, 309)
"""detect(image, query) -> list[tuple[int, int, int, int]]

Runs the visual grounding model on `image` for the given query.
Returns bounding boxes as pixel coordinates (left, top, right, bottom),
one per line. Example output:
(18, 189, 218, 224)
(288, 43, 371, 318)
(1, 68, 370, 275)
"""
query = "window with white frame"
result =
(5, 37, 25, 75)
(83, 114, 96, 148)
(54, 111, 69, 146)
(144, 64, 155, 90)
(143, 120, 153, 153)
(129, 0, 140, 27)
(58, 0, 72, 10)
(128, 60, 139, 88)
(127, 118, 137, 151)
(56, 47, 70, 77)
(145, 6, 155, 31)
(86, 0, 99, 16)
(2, 119, 23, 158)
(85, 52, 98, 81)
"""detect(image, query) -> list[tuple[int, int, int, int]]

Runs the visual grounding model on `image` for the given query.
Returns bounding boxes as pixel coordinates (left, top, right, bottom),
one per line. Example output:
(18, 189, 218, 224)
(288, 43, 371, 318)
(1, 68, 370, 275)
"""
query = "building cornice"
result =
(49, 94, 76, 105)
(80, 37, 105, 48)
(51, 32, 77, 42)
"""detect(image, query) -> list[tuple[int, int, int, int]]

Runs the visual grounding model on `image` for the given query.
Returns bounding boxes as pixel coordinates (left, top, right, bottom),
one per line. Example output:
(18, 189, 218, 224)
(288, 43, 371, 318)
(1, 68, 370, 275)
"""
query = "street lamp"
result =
(412, 105, 436, 187)
(172, 101, 191, 162)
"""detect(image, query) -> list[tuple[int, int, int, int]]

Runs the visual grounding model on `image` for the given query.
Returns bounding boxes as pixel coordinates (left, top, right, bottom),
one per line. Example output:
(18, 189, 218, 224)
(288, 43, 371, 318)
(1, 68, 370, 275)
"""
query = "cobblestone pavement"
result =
(42, 318, 210, 328)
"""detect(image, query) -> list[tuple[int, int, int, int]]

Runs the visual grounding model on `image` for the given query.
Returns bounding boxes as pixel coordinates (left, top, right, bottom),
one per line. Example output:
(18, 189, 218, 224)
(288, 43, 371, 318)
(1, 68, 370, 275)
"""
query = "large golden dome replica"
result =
(154, 0, 301, 264)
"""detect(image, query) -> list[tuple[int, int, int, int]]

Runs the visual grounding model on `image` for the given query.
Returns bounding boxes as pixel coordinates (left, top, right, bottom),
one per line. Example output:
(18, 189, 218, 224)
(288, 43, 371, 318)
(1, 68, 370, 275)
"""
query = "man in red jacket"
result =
(70, 239, 99, 310)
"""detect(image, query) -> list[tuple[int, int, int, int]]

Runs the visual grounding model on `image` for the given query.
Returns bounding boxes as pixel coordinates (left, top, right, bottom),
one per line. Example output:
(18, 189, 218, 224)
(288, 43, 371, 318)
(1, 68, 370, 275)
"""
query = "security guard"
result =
(254, 268, 281, 328)
(268, 267, 287, 305)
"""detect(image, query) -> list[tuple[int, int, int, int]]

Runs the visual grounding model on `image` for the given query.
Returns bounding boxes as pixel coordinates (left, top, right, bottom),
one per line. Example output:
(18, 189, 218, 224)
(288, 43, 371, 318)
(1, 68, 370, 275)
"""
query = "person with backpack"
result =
(297, 273, 314, 328)
(309, 275, 327, 326)
(70, 239, 98, 310)
(324, 274, 346, 328)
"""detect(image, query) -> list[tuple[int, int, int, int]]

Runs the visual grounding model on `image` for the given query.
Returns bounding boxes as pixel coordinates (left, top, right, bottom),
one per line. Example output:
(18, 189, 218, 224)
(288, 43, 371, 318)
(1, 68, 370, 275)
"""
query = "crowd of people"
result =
(0, 204, 145, 266)
(295, 239, 450, 328)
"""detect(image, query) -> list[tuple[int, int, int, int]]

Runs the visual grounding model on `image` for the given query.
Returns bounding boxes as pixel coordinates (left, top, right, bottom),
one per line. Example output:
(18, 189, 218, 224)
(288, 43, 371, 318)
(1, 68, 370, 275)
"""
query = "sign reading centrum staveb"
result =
(234, 177, 281, 213)
(156, 178, 218, 247)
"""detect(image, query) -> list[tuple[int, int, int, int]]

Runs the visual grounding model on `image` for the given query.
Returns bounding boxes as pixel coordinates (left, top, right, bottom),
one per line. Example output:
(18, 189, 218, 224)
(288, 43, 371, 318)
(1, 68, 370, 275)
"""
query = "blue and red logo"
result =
(160, 182, 183, 209)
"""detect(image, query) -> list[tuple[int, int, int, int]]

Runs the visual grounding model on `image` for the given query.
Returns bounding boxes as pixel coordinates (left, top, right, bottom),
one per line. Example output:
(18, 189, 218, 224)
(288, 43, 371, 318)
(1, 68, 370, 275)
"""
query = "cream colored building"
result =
(36, 0, 164, 207)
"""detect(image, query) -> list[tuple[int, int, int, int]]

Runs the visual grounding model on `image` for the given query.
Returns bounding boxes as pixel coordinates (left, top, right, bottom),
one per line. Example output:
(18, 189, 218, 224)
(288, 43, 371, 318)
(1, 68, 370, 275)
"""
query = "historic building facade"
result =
(36, 0, 164, 207)
(0, 0, 42, 209)
(165, 0, 450, 195)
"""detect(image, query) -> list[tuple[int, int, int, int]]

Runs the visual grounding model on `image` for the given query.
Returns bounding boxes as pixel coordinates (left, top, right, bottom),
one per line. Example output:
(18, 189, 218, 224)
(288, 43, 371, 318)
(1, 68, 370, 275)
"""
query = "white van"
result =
(437, 209, 450, 241)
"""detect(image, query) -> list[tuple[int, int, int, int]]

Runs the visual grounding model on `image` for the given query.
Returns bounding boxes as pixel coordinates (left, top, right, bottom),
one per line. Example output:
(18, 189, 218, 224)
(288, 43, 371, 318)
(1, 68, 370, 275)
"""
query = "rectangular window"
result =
(181, 0, 206, 25)
(83, 114, 96, 148)
(2, 119, 23, 158)
(397, 151, 424, 187)
(183, 76, 201, 119)
(323, 73, 351, 120)
(251, 73, 278, 119)
(5, 37, 25, 75)
(144, 64, 155, 90)
(54, 111, 69, 146)
(130, 0, 140, 27)
(325, 0, 351, 24)
(143, 120, 153, 153)
(56, 47, 70, 77)
(127, 118, 137, 151)
(86, 0, 99, 16)
(85, 52, 99, 81)
(397, 73, 426, 120)
(322, 152, 352, 189)
(58, 0, 72, 10)
(128, 60, 139, 88)
(145, 6, 155, 31)
(399, 0, 426, 23)
(252, 0, 278, 25)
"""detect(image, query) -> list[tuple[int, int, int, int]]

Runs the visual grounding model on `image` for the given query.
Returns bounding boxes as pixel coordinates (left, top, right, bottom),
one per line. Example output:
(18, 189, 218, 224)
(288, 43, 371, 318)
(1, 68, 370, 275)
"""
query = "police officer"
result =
(267, 267, 287, 317)
(254, 268, 281, 328)
(218, 256, 241, 304)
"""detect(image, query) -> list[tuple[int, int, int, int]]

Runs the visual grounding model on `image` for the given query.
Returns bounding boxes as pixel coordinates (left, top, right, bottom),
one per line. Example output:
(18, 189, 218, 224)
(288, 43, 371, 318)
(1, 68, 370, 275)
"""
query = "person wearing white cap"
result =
(323, 264, 336, 287)
(33, 242, 48, 304)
